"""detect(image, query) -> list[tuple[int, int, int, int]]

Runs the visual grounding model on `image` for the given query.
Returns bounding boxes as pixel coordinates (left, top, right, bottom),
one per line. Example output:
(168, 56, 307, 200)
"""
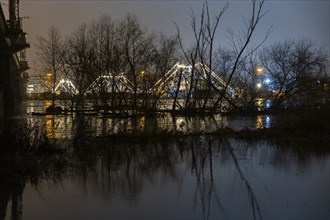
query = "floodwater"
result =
(22, 100, 273, 137)
(1, 101, 329, 220)
(3, 137, 330, 220)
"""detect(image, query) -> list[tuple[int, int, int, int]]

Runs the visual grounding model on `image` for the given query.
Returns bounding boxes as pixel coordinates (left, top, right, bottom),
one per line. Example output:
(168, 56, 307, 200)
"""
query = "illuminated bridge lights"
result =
(152, 62, 235, 97)
(54, 79, 79, 95)
(84, 73, 134, 95)
(50, 62, 235, 97)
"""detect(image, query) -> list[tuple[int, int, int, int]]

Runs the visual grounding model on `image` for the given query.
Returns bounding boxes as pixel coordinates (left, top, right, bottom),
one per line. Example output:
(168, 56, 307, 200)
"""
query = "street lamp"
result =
(256, 67, 263, 75)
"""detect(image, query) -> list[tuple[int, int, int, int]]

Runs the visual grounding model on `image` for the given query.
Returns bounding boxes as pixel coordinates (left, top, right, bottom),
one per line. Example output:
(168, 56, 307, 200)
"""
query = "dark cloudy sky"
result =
(1, 0, 329, 74)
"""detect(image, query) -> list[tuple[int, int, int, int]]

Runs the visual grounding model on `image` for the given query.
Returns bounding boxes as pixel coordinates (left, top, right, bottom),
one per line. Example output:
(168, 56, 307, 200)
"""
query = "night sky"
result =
(1, 0, 329, 75)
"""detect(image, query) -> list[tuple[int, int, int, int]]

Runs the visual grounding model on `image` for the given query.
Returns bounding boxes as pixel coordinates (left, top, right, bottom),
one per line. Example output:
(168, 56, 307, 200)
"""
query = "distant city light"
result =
(256, 67, 263, 75)
(27, 84, 34, 92)
(264, 78, 271, 84)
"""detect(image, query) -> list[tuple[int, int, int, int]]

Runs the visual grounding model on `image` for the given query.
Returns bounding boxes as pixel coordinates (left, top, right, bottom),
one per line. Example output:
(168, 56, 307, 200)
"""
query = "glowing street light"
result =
(264, 78, 271, 84)
(139, 70, 145, 78)
(256, 67, 263, 75)
(256, 83, 262, 88)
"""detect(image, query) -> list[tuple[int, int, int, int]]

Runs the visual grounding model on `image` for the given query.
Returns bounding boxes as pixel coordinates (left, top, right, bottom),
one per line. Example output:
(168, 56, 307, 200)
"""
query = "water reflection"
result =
(256, 115, 272, 129)
(24, 100, 275, 140)
(2, 137, 329, 220)
(4, 101, 327, 220)
(25, 113, 275, 140)
(25, 114, 225, 139)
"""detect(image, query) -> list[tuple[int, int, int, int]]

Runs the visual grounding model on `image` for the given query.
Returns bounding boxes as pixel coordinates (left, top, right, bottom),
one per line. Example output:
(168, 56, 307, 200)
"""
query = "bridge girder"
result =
(152, 62, 235, 97)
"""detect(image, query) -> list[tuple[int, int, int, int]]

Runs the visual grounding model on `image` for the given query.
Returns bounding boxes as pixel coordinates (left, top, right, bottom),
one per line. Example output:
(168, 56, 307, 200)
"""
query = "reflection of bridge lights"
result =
(176, 118, 187, 132)
(265, 116, 271, 128)
(256, 115, 263, 129)
(139, 116, 145, 132)
(256, 115, 272, 129)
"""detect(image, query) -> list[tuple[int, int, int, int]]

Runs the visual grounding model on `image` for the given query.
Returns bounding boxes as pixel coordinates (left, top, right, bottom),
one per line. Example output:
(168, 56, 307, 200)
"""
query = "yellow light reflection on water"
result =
(256, 115, 272, 129)
(256, 115, 263, 129)
(45, 115, 60, 139)
(139, 116, 145, 132)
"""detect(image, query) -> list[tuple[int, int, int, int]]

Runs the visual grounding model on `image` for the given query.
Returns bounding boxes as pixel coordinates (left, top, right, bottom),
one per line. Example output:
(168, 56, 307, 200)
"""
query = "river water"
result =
(22, 100, 273, 136)
(2, 101, 330, 220)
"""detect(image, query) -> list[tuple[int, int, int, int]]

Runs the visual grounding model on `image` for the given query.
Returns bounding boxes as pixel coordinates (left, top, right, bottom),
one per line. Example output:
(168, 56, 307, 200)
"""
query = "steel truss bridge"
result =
(54, 62, 235, 98)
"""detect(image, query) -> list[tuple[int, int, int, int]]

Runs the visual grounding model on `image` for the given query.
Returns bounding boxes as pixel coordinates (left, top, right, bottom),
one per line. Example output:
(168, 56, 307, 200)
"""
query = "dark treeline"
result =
(34, 0, 329, 116)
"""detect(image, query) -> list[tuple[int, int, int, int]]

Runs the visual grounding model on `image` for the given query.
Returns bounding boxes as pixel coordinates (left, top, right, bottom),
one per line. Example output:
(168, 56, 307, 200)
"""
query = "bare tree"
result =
(87, 16, 118, 111)
(145, 34, 179, 111)
(228, 54, 262, 111)
(175, 3, 211, 110)
(212, 0, 270, 113)
(116, 14, 156, 114)
(36, 26, 66, 111)
(63, 23, 93, 112)
(198, 1, 229, 110)
(260, 38, 328, 110)
(175, 0, 269, 114)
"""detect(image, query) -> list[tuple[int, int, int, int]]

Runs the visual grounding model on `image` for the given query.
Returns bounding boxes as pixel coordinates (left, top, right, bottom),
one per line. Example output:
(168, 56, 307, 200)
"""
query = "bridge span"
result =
(51, 63, 235, 98)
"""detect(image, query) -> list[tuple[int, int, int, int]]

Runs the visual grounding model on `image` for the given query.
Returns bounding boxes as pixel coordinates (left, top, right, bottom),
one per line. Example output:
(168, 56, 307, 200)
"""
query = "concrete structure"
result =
(0, 2, 29, 115)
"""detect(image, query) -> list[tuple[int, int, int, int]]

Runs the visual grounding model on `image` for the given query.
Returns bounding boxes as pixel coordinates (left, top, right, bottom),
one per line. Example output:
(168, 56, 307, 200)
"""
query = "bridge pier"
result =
(0, 4, 29, 134)
(0, 57, 14, 114)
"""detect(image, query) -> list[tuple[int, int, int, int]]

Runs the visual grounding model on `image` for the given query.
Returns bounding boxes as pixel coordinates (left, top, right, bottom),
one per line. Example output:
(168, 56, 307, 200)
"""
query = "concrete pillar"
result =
(0, 89, 3, 135)
(0, 57, 14, 114)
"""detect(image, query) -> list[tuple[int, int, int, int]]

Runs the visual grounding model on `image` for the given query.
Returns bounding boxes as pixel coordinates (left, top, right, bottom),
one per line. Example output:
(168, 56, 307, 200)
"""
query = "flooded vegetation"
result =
(1, 0, 329, 219)
(1, 101, 330, 220)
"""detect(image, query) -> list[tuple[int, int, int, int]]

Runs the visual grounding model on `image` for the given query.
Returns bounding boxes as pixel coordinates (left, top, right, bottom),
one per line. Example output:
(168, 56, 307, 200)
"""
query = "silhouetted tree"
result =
(260, 38, 328, 109)
(63, 23, 92, 112)
(212, 0, 271, 112)
(176, 0, 270, 113)
(36, 26, 66, 111)
(229, 54, 262, 111)
(116, 14, 156, 113)
(149, 34, 179, 110)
